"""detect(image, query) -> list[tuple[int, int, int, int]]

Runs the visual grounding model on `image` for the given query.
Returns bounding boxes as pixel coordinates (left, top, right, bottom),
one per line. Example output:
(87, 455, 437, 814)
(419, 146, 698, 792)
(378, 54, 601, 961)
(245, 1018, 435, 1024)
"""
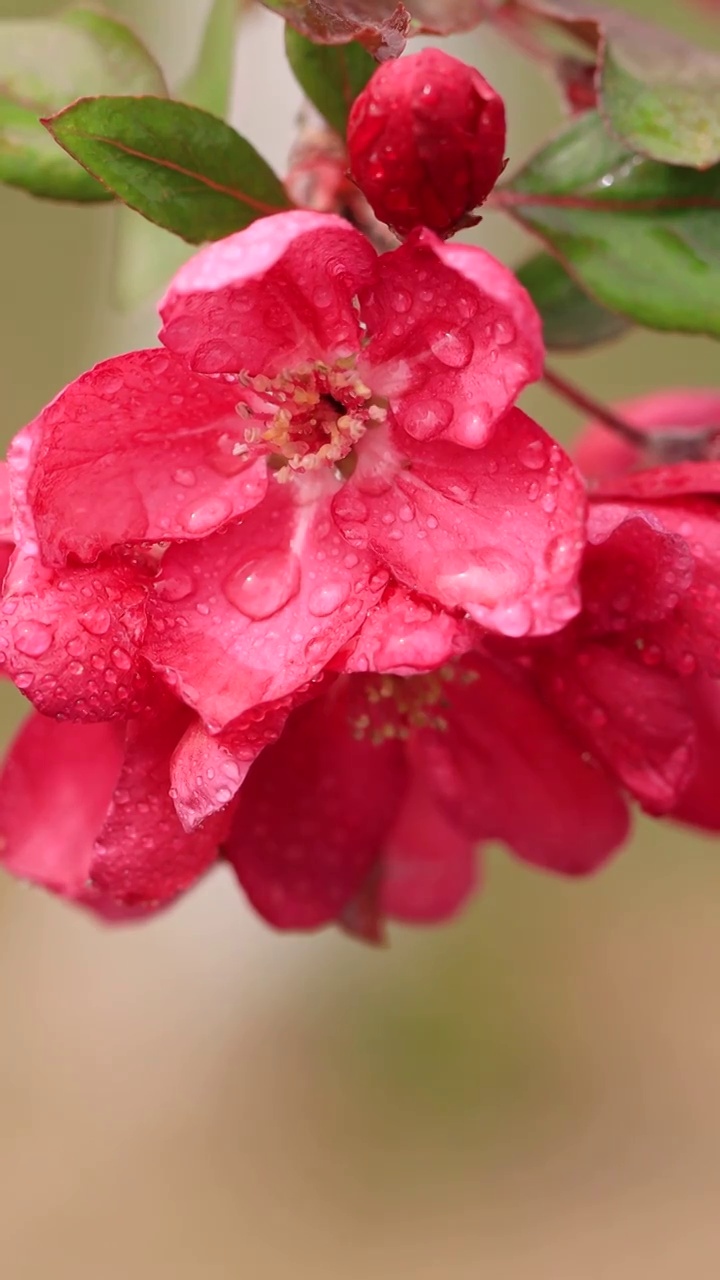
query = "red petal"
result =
(88, 705, 225, 909)
(582, 506, 695, 634)
(24, 349, 267, 563)
(420, 657, 629, 874)
(359, 230, 543, 448)
(0, 551, 152, 721)
(226, 687, 406, 931)
(146, 479, 387, 730)
(538, 642, 696, 815)
(671, 676, 720, 832)
(160, 211, 376, 376)
(0, 713, 123, 905)
(381, 749, 478, 923)
(576, 388, 720, 483)
(338, 583, 472, 675)
(334, 409, 586, 637)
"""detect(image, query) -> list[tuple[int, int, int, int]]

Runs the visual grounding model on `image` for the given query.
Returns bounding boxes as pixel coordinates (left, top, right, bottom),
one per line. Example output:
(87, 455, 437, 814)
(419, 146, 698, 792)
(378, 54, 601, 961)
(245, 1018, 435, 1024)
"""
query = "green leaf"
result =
(516, 251, 630, 350)
(114, 0, 240, 309)
(0, 6, 166, 200)
(503, 111, 720, 338)
(285, 26, 375, 135)
(45, 95, 292, 244)
(515, 0, 720, 169)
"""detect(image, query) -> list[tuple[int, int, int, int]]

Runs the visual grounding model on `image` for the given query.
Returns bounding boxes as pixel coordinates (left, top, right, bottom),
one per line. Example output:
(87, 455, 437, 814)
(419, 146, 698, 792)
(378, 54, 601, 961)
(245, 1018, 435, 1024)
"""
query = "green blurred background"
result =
(1, 2, 720, 1275)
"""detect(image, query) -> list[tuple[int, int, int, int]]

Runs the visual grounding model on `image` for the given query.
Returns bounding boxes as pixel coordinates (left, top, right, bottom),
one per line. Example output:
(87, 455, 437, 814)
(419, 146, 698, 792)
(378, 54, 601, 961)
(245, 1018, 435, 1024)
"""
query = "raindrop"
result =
(401, 398, 454, 441)
(307, 580, 351, 617)
(173, 468, 197, 488)
(181, 496, 232, 534)
(79, 606, 111, 636)
(429, 326, 474, 369)
(12, 620, 52, 657)
(224, 550, 301, 620)
(520, 440, 547, 471)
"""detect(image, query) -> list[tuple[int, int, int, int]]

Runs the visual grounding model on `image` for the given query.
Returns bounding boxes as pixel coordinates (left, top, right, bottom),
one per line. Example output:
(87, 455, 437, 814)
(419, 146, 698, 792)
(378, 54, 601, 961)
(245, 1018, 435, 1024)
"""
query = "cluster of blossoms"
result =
(0, 47, 718, 939)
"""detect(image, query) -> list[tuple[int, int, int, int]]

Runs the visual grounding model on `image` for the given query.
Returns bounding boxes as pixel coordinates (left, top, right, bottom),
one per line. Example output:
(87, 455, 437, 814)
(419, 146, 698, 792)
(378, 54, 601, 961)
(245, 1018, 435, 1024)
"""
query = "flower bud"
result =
(347, 48, 506, 240)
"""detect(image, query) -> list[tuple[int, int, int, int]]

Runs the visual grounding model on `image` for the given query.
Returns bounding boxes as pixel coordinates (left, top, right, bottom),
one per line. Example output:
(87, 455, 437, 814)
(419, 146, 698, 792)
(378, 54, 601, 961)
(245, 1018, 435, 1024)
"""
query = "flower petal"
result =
(359, 229, 543, 448)
(671, 676, 720, 832)
(0, 713, 124, 908)
(418, 657, 629, 874)
(160, 211, 376, 376)
(0, 551, 152, 721)
(334, 409, 586, 637)
(338, 583, 472, 674)
(226, 687, 406, 931)
(381, 750, 478, 923)
(146, 478, 387, 730)
(24, 349, 267, 563)
(582, 507, 695, 634)
(576, 388, 720, 483)
(88, 705, 225, 909)
(537, 642, 696, 815)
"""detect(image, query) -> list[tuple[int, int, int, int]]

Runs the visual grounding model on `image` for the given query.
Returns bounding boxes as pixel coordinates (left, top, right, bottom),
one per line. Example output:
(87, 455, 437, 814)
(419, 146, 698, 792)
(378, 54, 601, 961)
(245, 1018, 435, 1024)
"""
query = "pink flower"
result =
(0, 211, 584, 734)
(347, 49, 507, 239)
(223, 657, 629, 935)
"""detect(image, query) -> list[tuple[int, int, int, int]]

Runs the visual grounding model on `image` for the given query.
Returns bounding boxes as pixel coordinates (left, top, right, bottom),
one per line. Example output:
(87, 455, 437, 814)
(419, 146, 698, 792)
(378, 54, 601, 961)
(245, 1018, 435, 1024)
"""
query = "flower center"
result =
(350, 666, 477, 744)
(237, 359, 387, 477)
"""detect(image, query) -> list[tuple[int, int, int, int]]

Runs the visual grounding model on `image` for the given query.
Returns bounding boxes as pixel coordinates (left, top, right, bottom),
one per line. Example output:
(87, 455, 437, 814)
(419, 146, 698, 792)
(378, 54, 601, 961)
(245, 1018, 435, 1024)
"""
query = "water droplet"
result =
(492, 600, 533, 637)
(401, 398, 454, 441)
(541, 491, 557, 514)
(429, 326, 474, 369)
(173, 468, 196, 488)
(224, 550, 301, 620)
(194, 339, 236, 371)
(454, 409, 491, 448)
(111, 646, 132, 671)
(79, 606, 111, 636)
(545, 535, 577, 575)
(491, 317, 516, 346)
(181, 496, 232, 534)
(12, 619, 52, 657)
(154, 572, 194, 603)
(392, 287, 412, 313)
(678, 652, 697, 675)
(589, 706, 608, 729)
(527, 481, 540, 501)
(520, 440, 547, 471)
(398, 503, 415, 523)
(307, 580, 350, 617)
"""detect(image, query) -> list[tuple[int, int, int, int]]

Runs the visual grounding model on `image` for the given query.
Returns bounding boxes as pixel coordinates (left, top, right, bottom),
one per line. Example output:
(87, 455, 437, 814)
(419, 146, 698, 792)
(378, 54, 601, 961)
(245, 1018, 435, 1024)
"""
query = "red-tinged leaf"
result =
(514, 0, 720, 168)
(44, 95, 292, 244)
(263, 0, 497, 52)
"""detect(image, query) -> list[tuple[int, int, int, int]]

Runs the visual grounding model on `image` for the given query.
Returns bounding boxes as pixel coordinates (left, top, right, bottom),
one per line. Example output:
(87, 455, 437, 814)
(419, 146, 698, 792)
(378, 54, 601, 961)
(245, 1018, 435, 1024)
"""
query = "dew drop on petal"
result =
(454, 409, 492, 448)
(12, 620, 53, 657)
(173, 468, 197, 488)
(429, 327, 474, 369)
(181, 496, 232, 535)
(492, 600, 533, 637)
(224, 550, 301, 620)
(401, 398, 454, 441)
(519, 440, 547, 471)
(154, 572, 195, 603)
(79, 606, 111, 636)
(307, 580, 351, 617)
(111, 646, 132, 671)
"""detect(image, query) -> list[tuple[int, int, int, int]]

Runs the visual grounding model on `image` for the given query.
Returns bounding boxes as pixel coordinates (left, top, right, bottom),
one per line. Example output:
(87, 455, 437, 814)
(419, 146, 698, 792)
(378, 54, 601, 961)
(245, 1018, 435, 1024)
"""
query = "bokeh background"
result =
(1, 1, 720, 1275)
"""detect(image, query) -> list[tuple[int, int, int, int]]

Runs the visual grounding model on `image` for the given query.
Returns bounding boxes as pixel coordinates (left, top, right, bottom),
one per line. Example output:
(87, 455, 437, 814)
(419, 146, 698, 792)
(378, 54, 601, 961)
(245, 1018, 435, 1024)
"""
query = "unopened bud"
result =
(347, 48, 506, 240)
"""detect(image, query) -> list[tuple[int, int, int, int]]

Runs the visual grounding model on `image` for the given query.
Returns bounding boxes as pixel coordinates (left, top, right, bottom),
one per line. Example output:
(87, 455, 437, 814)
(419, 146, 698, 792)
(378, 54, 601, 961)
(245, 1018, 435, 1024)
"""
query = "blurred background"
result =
(2, 0, 720, 1275)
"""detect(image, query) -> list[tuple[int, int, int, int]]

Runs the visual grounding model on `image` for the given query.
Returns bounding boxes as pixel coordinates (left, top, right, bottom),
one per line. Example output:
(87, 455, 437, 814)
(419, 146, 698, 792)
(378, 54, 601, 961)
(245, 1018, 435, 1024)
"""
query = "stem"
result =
(543, 365, 647, 446)
(489, 188, 720, 214)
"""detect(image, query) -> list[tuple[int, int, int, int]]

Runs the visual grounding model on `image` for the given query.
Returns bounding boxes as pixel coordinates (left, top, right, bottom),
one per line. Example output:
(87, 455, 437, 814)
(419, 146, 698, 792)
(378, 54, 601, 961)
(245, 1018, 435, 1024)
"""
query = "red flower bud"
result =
(347, 48, 506, 240)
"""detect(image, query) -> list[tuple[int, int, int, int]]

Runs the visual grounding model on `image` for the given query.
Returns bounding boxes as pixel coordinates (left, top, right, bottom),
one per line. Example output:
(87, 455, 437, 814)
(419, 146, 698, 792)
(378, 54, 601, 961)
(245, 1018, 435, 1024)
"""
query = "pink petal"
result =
(145, 479, 388, 731)
(338, 583, 472, 675)
(334, 409, 586, 637)
(88, 705, 225, 909)
(226, 688, 406, 931)
(0, 461, 12, 544)
(24, 349, 267, 563)
(160, 211, 376, 376)
(537, 642, 696, 815)
(576, 388, 720, 482)
(671, 676, 720, 832)
(0, 713, 124, 904)
(419, 657, 629, 874)
(171, 687, 317, 831)
(381, 749, 478, 923)
(359, 229, 543, 448)
(596, 461, 720, 502)
(0, 551, 152, 721)
(582, 507, 695, 634)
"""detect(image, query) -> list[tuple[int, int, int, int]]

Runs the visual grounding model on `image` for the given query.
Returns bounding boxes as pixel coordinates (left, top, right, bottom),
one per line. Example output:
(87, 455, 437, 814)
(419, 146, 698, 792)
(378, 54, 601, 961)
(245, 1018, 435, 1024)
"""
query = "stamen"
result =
(351, 666, 478, 743)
